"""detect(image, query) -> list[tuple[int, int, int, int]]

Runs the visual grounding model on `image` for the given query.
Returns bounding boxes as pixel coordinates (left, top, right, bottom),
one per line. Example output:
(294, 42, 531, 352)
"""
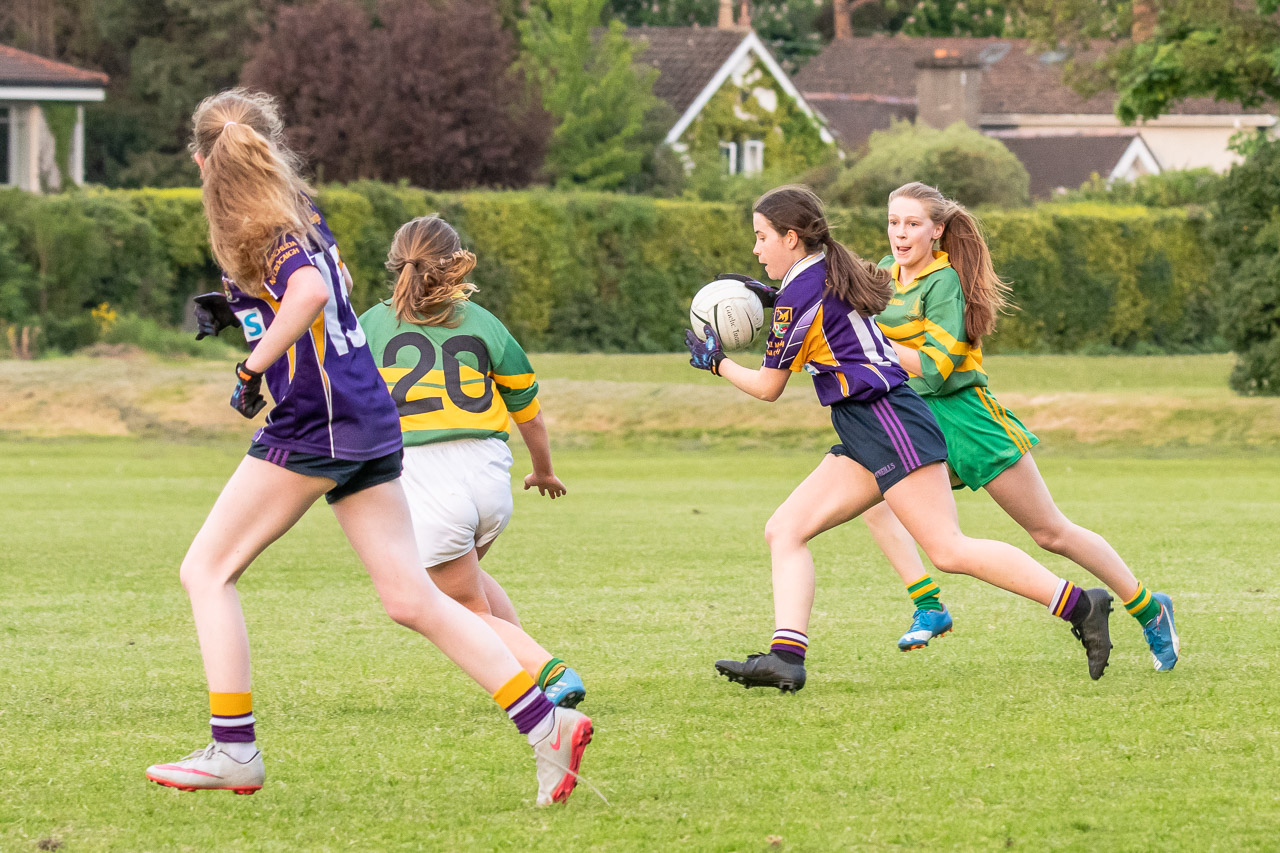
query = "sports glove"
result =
(718, 272, 777, 309)
(685, 324, 726, 375)
(230, 361, 266, 419)
(193, 292, 241, 340)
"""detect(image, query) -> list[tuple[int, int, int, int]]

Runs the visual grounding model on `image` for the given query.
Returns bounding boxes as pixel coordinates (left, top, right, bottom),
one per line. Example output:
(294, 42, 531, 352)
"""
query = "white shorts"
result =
(400, 438, 515, 568)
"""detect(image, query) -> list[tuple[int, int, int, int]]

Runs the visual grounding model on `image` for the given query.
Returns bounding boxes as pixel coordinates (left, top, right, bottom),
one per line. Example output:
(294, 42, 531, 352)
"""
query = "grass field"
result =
(2, 354, 1280, 851)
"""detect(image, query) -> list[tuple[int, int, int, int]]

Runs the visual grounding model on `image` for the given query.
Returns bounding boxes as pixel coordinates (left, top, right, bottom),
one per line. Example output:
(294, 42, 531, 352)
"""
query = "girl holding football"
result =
(863, 181, 1177, 669)
(685, 184, 1114, 692)
(357, 214, 586, 709)
(145, 89, 592, 806)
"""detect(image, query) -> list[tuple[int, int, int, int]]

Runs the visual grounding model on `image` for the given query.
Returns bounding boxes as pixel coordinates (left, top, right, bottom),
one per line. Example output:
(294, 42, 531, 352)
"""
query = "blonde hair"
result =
(190, 88, 319, 296)
(888, 181, 1012, 345)
(385, 216, 478, 327)
(753, 185, 894, 316)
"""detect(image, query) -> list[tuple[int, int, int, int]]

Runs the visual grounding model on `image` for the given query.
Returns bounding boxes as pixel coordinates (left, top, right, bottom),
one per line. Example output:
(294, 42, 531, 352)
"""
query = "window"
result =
(719, 141, 737, 176)
(742, 139, 764, 175)
(0, 107, 10, 186)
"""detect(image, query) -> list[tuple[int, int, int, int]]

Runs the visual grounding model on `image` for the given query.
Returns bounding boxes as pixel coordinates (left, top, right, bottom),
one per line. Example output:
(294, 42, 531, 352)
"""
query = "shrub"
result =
(1209, 138, 1280, 395)
(827, 119, 1031, 208)
(1055, 169, 1222, 208)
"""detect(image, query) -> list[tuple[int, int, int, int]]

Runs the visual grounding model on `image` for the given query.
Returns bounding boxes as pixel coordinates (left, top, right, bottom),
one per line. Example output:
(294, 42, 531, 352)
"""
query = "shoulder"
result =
(924, 265, 962, 296)
(877, 255, 894, 269)
(358, 299, 394, 326)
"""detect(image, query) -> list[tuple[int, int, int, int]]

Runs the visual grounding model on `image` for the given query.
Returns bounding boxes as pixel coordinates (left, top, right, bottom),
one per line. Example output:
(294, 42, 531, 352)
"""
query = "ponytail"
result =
(754, 185, 893, 315)
(888, 182, 1012, 345)
(385, 216, 478, 328)
(190, 89, 318, 296)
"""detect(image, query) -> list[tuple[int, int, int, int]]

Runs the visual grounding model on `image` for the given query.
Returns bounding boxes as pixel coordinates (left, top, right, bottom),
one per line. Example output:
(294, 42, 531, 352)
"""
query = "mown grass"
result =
(2, 437, 1278, 851)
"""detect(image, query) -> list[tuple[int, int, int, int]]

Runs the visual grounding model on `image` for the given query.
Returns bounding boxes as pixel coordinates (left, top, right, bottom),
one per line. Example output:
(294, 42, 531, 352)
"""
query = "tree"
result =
(243, 0, 549, 188)
(827, 119, 1030, 207)
(520, 0, 664, 190)
(892, 0, 1015, 37)
(1209, 137, 1280, 395)
(1011, 0, 1280, 123)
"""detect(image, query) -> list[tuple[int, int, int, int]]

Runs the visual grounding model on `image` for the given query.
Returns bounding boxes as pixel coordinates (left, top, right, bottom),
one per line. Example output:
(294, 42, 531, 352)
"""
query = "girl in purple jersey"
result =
(145, 90, 593, 806)
(684, 185, 1115, 692)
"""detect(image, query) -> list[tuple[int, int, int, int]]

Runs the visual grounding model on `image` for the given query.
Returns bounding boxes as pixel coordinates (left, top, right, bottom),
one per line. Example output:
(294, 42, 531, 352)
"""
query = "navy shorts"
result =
(828, 384, 949, 493)
(248, 442, 404, 504)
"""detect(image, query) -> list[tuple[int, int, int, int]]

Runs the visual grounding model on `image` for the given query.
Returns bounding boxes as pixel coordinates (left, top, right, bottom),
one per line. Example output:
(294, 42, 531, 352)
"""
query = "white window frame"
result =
(719, 141, 738, 175)
(742, 139, 764, 175)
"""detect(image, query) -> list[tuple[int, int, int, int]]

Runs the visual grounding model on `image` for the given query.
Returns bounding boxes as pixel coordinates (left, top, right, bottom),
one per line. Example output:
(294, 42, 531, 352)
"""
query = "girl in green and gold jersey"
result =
(867, 181, 1179, 673)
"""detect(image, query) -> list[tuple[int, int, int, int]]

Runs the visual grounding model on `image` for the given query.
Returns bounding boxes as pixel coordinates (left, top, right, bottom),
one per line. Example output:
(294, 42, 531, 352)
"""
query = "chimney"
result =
(737, 0, 751, 29)
(718, 0, 734, 29)
(833, 0, 852, 41)
(1132, 1, 1155, 42)
(915, 50, 982, 130)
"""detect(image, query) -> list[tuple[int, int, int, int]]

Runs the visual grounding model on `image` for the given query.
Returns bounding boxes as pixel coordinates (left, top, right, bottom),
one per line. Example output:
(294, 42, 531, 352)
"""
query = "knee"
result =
(179, 556, 233, 596)
(381, 592, 426, 629)
(764, 513, 800, 552)
(380, 582, 448, 630)
(1028, 521, 1074, 556)
(922, 540, 969, 575)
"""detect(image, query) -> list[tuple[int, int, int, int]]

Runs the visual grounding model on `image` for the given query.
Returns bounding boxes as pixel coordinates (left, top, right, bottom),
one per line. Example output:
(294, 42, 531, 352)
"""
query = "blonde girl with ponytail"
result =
(147, 91, 594, 806)
(685, 184, 1116, 693)
(358, 214, 587, 711)
(865, 181, 1178, 672)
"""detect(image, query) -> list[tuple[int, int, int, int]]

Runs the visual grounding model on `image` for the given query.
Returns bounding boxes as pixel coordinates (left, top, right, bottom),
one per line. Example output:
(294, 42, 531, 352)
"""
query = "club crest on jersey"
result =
(772, 306, 793, 338)
(236, 308, 266, 342)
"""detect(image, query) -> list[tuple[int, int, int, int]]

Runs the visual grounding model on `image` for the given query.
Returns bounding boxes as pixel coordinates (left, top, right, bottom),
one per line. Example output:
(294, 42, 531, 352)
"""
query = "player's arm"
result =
(717, 358, 792, 402)
(514, 412, 566, 498)
(685, 324, 791, 401)
(907, 284, 970, 394)
(891, 340, 922, 376)
(241, 265, 329, 373)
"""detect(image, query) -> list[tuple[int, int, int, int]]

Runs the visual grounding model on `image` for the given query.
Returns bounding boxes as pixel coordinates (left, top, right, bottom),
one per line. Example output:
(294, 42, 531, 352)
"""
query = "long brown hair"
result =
(888, 181, 1012, 344)
(385, 216, 478, 327)
(753, 185, 893, 315)
(190, 89, 318, 296)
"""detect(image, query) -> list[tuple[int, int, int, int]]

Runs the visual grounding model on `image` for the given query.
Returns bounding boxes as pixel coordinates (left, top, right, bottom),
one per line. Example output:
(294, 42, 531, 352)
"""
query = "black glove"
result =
(193, 292, 241, 340)
(230, 361, 266, 419)
(718, 272, 777, 309)
(684, 324, 726, 375)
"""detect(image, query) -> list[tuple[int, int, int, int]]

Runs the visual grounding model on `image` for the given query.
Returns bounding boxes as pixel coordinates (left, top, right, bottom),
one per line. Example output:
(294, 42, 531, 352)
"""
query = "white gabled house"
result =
(1, 43, 108, 192)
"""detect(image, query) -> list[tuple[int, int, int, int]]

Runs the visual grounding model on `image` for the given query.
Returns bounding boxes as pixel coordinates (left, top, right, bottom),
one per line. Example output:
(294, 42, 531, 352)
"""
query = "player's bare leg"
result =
(716, 454, 880, 692)
(983, 453, 1140, 600)
(148, 457, 332, 794)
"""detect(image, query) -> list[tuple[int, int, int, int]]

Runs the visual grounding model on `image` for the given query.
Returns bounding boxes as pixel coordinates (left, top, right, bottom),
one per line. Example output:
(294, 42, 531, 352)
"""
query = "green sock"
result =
(536, 657, 567, 690)
(907, 574, 943, 612)
(1123, 582, 1161, 626)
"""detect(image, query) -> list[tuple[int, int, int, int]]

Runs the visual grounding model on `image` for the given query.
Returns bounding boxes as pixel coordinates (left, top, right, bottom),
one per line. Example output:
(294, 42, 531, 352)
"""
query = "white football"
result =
(689, 279, 765, 350)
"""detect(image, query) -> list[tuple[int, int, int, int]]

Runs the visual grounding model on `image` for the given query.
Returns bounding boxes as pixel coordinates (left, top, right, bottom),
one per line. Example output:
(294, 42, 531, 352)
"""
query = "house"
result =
(1, 43, 108, 192)
(628, 3, 835, 176)
(795, 35, 1277, 196)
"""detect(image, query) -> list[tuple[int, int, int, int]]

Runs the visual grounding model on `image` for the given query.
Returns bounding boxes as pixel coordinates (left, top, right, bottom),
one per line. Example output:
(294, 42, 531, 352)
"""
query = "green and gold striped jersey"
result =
(357, 300, 540, 446)
(874, 252, 988, 397)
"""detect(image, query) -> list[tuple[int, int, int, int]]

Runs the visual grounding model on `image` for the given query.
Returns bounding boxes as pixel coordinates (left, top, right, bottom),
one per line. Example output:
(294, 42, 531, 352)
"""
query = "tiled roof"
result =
(796, 36, 1264, 117)
(628, 27, 748, 116)
(998, 133, 1140, 198)
(803, 94, 913, 150)
(0, 44, 108, 87)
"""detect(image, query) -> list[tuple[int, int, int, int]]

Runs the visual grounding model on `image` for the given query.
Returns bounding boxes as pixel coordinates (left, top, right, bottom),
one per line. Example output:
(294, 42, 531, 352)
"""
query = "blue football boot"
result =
(542, 667, 586, 709)
(1143, 592, 1180, 671)
(897, 606, 954, 651)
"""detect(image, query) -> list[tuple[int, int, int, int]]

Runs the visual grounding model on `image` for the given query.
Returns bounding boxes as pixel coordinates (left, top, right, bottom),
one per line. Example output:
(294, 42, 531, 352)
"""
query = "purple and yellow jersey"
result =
(762, 254, 909, 407)
(223, 201, 402, 460)
(874, 252, 988, 398)
(357, 300, 540, 447)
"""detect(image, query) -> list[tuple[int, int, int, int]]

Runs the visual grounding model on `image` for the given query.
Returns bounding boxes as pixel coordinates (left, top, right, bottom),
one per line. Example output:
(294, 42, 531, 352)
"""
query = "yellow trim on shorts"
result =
(975, 388, 1031, 454)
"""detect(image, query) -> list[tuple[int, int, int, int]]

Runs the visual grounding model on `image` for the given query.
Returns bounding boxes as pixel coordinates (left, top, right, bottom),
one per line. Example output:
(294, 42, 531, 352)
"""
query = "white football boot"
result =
(146, 742, 264, 794)
(532, 707, 594, 806)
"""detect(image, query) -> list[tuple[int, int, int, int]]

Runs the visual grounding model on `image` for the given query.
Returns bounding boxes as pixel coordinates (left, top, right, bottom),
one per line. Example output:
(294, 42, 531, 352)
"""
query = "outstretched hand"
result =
(523, 471, 567, 499)
(193, 292, 241, 340)
(684, 324, 726, 375)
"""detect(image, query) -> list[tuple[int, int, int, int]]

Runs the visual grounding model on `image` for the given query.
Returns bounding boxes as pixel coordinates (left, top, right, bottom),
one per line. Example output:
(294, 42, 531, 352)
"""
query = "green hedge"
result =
(0, 185, 1221, 355)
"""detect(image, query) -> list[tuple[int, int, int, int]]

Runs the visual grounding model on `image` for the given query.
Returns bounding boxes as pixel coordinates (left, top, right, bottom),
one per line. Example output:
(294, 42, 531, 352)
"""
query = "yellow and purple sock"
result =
(906, 573, 944, 612)
(771, 629, 808, 664)
(1122, 582, 1161, 626)
(537, 657, 568, 690)
(494, 672, 554, 736)
(1049, 579, 1084, 621)
(210, 691, 255, 743)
